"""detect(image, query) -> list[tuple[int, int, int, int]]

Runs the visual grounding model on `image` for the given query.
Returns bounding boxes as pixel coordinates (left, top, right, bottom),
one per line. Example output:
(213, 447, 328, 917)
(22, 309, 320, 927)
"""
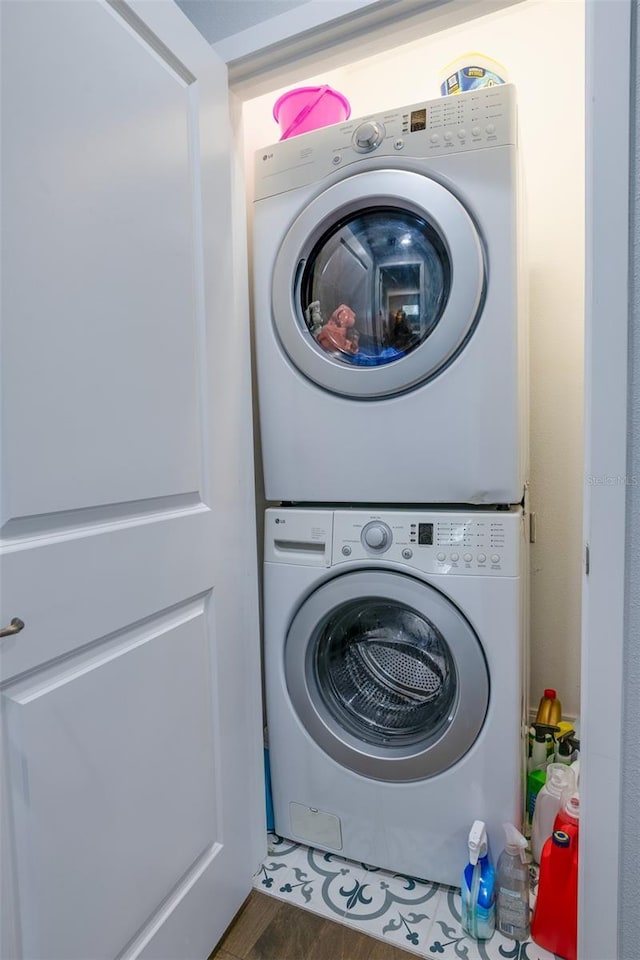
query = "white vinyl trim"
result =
(579, 1, 632, 956)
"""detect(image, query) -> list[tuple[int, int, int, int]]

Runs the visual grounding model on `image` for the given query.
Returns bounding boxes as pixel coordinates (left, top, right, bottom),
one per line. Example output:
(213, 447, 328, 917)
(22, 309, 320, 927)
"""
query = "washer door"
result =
(285, 570, 489, 782)
(272, 170, 485, 399)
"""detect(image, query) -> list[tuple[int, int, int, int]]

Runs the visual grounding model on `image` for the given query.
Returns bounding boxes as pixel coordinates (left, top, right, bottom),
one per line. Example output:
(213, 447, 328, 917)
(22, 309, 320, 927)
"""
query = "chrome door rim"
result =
(284, 570, 489, 782)
(272, 170, 485, 399)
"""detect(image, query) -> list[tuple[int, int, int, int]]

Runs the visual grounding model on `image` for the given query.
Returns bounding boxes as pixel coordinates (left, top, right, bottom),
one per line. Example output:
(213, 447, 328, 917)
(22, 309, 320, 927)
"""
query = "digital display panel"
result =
(418, 523, 434, 545)
(410, 109, 427, 132)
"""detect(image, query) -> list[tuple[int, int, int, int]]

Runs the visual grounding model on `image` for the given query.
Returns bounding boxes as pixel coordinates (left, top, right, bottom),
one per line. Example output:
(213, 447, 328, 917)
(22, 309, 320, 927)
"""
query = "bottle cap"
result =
(468, 820, 488, 865)
(546, 763, 576, 797)
(563, 792, 580, 820)
(544, 688, 557, 699)
(502, 823, 528, 863)
(552, 830, 571, 848)
(532, 721, 561, 741)
(557, 730, 576, 756)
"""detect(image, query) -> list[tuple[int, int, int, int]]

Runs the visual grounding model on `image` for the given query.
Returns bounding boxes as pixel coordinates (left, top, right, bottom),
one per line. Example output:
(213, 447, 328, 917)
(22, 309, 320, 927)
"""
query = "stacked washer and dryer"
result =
(253, 84, 528, 886)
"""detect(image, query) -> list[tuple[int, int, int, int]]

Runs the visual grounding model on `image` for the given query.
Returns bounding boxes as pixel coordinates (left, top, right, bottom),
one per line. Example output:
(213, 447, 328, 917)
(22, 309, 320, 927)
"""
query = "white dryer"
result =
(263, 505, 527, 886)
(253, 85, 527, 505)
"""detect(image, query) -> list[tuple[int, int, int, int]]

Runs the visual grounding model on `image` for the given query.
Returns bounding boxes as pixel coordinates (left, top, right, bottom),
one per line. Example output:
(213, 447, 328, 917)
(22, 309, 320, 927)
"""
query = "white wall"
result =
(244, 0, 585, 717)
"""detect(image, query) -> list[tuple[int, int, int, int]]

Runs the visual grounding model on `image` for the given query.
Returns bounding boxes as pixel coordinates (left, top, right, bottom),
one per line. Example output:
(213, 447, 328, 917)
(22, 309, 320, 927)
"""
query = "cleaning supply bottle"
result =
(535, 688, 562, 725)
(461, 821, 496, 940)
(526, 722, 560, 826)
(527, 722, 560, 772)
(553, 791, 580, 839)
(570, 756, 580, 787)
(527, 768, 547, 829)
(530, 763, 576, 863)
(496, 824, 530, 941)
(531, 827, 578, 960)
(555, 732, 580, 765)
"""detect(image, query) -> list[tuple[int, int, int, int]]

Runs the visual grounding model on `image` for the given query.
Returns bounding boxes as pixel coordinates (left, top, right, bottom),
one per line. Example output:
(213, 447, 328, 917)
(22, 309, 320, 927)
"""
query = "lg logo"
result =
(262, 152, 274, 161)
(275, 517, 286, 524)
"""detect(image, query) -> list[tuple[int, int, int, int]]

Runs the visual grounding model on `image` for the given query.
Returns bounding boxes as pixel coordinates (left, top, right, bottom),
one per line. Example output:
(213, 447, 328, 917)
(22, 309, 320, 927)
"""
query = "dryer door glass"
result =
(284, 570, 490, 782)
(300, 208, 450, 367)
(271, 169, 485, 399)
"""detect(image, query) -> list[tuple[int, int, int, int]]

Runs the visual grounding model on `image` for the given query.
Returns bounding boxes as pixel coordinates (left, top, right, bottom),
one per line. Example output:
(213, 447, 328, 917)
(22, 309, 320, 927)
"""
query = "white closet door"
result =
(0, 2, 263, 958)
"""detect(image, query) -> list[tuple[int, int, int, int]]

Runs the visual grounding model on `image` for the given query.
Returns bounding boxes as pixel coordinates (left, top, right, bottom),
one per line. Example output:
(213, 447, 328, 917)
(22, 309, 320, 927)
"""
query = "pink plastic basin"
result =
(273, 85, 351, 140)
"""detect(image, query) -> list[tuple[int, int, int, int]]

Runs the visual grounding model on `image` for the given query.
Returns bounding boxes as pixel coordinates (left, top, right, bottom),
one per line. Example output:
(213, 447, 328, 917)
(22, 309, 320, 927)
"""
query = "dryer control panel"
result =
(254, 84, 516, 202)
(332, 508, 521, 577)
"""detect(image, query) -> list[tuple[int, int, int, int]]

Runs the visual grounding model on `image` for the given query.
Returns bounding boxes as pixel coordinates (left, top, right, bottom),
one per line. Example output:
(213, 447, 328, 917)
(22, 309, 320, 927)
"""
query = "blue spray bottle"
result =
(461, 820, 496, 940)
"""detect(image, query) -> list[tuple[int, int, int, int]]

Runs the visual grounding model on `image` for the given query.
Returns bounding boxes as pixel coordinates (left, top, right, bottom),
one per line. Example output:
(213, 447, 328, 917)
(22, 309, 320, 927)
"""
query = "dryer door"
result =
(272, 170, 485, 399)
(285, 570, 489, 782)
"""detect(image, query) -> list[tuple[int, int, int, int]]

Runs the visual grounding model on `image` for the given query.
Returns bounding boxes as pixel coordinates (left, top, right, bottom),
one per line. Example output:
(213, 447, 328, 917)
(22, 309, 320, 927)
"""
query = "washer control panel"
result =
(361, 520, 393, 552)
(352, 120, 386, 153)
(254, 84, 516, 202)
(332, 509, 521, 576)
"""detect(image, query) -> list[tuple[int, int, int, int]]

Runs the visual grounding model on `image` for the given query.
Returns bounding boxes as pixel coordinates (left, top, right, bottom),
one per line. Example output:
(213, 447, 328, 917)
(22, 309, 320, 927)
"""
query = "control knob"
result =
(362, 521, 392, 551)
(352, 120, 385, 153)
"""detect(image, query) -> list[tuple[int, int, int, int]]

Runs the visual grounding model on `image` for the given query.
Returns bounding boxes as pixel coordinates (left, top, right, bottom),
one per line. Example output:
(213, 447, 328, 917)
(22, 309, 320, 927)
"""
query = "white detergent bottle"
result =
(530, 763, 576, 863)
(496, 823, 530, 941)
(571, 757, 580, 787)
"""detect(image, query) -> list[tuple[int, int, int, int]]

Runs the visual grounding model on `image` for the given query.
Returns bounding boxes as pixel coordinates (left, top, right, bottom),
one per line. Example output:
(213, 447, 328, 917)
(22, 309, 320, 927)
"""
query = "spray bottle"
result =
(496, 824, 530, 940)
(526, 722, 560, 826)
(555, 731, 580, 765)
(461, 820, 495, 940)
(528, 722, 560, 772)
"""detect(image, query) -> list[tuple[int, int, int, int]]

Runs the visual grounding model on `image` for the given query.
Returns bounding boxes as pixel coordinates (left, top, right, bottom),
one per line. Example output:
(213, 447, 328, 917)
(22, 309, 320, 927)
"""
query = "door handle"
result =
(0, 618, 25, 638)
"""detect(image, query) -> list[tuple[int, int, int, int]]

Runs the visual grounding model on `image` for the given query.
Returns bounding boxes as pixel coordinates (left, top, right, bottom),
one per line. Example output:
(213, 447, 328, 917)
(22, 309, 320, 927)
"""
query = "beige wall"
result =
(243, 0, 585, 718)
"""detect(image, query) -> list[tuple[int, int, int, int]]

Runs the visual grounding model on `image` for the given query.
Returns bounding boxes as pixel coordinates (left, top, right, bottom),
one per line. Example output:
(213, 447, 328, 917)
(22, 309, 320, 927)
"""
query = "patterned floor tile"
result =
(426, 884, 558, 960)
(254, 836, 557, 960)
(341, 864, 441, 957)
(253, 834, 368, 921)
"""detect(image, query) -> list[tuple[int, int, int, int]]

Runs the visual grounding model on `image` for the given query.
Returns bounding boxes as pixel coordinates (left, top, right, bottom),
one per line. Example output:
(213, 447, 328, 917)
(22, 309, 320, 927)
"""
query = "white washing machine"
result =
(253, 84, 527, 505)
(263, 505, 527, 885)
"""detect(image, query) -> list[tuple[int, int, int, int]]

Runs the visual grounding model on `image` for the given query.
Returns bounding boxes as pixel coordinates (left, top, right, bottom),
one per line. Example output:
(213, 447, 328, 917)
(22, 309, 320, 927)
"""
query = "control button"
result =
(394, 138, 405, 150)
(437, 552, 446, 562)
(464, 553, 473, 563)
(402, 548, 413, 560)
(361, 521, 392, 551)
(491, 554, 501, 564)
(457, 129, 467, 139)
(444, 131, 453, 142)
(478, 553, 487, 564)
(450, 552, 459, 562)
(430, 134, 439, 144)
(472, 126, 481, 137)
(332, 154, 342, 165)
(352, 120, 385, 152)
(486, 123, 496, 135)
(342, 545, 352, 556)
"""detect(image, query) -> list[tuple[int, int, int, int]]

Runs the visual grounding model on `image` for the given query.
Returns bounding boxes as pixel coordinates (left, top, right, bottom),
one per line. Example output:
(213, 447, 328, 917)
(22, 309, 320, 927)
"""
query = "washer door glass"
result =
(272, 170, 485, 399)
(316, 598, 456, 746)
(285, 570, 489, 783)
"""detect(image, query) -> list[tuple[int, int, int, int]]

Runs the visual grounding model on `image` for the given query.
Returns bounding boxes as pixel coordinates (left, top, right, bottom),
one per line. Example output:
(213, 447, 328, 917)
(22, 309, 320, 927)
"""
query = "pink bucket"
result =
(273, 85, 351, 140)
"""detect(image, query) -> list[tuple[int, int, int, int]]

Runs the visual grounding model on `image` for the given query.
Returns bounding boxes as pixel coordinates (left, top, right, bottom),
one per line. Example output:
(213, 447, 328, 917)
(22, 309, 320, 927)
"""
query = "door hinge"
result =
(585, 543, 590, 575)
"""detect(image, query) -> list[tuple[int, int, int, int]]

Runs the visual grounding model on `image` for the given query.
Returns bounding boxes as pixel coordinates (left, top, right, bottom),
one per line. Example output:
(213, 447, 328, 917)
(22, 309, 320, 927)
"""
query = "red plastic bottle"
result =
(531, 795, 579, 960)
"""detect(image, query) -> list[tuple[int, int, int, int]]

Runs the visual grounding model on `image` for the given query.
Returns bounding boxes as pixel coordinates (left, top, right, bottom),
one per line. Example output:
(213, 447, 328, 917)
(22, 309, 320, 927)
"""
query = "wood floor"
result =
(210, 891, 412, 960)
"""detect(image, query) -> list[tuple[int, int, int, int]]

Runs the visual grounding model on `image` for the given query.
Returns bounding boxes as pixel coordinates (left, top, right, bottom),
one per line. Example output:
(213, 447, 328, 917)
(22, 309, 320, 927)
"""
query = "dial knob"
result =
(352, 120, 385, 152)
(362, 521, 392, 551)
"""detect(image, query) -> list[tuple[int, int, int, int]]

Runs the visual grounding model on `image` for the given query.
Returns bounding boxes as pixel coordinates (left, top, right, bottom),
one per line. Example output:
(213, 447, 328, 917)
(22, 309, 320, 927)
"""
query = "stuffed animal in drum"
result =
(316, 303, 359, 354)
